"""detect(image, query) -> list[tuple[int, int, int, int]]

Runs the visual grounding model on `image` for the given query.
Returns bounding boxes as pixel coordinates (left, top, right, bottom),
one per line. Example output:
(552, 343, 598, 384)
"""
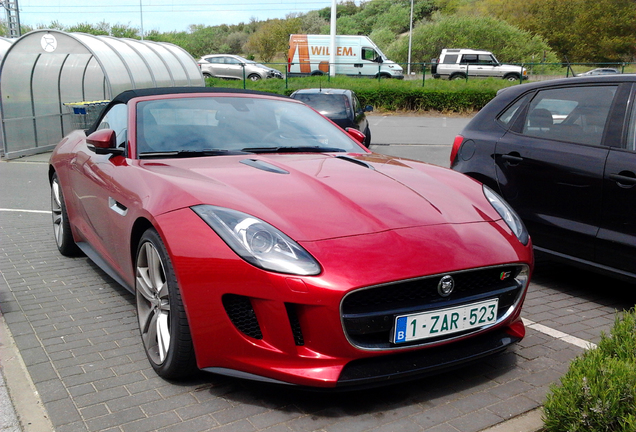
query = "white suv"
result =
(432, 49, 527, 81)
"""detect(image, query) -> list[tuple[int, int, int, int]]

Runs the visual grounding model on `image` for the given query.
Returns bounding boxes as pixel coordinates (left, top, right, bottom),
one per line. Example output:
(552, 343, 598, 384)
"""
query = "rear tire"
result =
(135, 228, 196, 379)
(450, 73, 466, 81)
(363, 126, 371, 147)
(50, 173, 82, 257)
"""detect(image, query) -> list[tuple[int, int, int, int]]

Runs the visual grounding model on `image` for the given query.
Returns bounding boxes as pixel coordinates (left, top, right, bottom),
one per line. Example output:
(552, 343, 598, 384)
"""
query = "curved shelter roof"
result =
(0, 30, 204, 159)
(0, 37, 14, 63)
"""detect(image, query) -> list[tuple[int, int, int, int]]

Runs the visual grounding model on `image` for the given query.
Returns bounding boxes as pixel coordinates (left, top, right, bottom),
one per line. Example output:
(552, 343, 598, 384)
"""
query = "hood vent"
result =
(336, 155, 375, 170)
(240, 158, 289, 174)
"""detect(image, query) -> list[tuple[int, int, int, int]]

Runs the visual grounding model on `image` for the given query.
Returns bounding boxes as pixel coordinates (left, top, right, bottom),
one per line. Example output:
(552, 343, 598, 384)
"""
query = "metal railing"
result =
(202, 61, 636, 88)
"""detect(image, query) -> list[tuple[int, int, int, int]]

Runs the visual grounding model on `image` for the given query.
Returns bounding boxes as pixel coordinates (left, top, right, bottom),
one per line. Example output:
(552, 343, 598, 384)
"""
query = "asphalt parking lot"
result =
(1, 114, 635, 432)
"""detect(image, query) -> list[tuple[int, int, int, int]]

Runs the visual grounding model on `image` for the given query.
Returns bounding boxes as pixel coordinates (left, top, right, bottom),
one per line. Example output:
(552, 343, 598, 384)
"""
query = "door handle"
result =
(501, 154, 523, 164)
(609, 172, 636, 186)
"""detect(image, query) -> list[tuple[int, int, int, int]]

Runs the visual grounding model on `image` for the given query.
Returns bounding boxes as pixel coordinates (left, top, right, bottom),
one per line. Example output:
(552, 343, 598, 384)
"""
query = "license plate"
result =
(393, 299, 499, 343)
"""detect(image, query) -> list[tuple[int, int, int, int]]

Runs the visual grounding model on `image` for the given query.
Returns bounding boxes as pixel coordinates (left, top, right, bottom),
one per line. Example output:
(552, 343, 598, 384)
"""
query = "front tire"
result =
(248, 74, 261, 81)
(504, 74, 520, 82)
(135, 228, 196, 379)
(50, 173, 81, 256)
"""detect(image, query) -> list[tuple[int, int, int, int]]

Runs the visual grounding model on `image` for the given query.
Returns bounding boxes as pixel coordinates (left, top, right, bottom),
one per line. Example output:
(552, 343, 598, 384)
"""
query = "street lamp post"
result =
(407, 0, 413, 75)
(139, 0, 144, 40)
(329, 0, 336, 77)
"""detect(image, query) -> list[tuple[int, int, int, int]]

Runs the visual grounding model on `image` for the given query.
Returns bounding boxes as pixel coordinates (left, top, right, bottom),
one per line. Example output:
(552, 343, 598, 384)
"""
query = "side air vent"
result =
(285, 303, 305, 346)
(222, 294, 263, 339)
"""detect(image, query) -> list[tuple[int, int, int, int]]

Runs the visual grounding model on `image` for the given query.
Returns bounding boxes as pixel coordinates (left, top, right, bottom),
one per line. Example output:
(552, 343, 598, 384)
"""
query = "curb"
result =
(0, 312, 54, 432)
(480, 407, 544, 432)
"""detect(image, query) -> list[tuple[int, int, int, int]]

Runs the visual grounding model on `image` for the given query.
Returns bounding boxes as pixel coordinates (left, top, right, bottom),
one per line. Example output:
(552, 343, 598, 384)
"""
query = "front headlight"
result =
(483, 186, 529, 245)
(192, 205, 321, 276)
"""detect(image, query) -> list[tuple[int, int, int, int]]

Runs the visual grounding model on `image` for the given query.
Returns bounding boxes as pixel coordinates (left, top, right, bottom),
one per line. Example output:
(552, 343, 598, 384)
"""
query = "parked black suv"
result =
(451, 75, 636, 282)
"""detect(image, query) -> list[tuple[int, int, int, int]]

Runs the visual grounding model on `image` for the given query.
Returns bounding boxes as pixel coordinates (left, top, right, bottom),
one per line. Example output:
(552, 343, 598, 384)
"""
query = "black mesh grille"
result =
(222, 294, 263, 339)
(341, 265, 525, 349)
(285, 303, 305, 346)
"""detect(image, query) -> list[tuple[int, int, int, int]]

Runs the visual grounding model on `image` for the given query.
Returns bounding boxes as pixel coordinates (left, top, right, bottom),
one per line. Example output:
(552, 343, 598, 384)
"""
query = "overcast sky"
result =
(17, 1, 348, 33)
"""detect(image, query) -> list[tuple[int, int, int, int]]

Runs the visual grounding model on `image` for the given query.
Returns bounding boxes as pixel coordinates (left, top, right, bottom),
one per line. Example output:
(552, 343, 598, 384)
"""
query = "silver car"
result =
(577, 68, 619, 76)
(198, 54, 283, 81)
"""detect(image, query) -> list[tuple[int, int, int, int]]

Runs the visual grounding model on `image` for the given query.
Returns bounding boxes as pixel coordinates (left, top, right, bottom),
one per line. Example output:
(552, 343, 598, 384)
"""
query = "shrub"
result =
(204, 75, 508, 113)
(384, 14, 560, 67)
(543, 308, 636, 431)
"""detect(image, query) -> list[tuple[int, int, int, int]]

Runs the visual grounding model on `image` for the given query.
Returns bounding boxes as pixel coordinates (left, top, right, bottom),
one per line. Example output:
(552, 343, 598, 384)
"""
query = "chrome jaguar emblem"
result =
(437, 275, 455, 297)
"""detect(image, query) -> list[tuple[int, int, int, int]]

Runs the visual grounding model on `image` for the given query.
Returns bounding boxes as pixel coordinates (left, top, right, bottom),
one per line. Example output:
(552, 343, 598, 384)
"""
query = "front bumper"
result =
(337, 325, 521, 388)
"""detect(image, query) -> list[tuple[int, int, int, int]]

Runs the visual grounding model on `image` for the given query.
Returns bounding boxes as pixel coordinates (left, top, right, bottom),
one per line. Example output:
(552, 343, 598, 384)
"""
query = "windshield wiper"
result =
(241, 146, 346, 154)
(139, 149, 252, 159)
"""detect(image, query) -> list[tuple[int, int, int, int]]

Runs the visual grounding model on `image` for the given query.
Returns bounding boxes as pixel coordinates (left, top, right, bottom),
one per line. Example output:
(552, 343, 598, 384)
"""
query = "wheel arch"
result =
(48, 166, 56, 184)
(129, 217, 155, 281)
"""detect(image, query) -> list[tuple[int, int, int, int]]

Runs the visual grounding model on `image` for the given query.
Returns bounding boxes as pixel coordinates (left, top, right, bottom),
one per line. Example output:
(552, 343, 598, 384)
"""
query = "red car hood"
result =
(140, 153, 498, 242)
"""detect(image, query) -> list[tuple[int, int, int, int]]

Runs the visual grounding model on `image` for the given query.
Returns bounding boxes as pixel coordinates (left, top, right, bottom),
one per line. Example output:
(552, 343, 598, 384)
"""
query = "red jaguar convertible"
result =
(49, 87, 533, 388)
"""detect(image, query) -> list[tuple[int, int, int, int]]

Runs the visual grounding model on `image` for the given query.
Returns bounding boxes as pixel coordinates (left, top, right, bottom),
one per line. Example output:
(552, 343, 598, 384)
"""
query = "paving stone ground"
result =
(2, 155, 635, 432)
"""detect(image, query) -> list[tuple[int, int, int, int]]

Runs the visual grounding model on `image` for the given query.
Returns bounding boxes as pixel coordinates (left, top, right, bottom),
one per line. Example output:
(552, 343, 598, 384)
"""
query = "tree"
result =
(465, 0, 636, 62)
(300, 11, 328, 34)
(384, 14, 558, 65)
(66, 22, 108, 35)
(245, 18, 301, 62)
(225, 32, 249, 54)
(111, 23, 140, 39)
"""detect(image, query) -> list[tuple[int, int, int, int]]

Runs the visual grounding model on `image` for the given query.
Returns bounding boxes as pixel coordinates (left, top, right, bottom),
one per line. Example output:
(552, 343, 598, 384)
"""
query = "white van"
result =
(287, 34, 403, 79)
(432, 49, 527, 81)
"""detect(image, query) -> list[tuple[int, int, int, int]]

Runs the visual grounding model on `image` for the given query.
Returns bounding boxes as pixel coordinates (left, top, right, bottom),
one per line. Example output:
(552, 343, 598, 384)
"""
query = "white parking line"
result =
(0, 208, 51, 214)
(523, 318, 597, 350)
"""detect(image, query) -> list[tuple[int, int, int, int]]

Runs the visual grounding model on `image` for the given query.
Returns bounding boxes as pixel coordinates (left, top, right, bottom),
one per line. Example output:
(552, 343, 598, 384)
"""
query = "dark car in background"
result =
(290, 88, 373, 147)
(451, 75, 636, 282)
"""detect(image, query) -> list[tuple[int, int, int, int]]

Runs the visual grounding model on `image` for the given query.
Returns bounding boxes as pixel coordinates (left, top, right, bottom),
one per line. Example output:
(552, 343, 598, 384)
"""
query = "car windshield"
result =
(292, 93, 350, 119)
(135, 96, 361, 157)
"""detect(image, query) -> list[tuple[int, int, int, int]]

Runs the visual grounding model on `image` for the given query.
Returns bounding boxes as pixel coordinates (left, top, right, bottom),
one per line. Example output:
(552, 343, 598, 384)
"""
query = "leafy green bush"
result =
(385, 15, 559, 67)
(204, 75, 508, 113)
(543, 308, 636, 431)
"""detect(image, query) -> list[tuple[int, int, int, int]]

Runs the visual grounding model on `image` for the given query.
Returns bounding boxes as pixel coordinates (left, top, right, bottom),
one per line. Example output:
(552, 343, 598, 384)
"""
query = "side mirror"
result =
(346, 127, 366, 145)
(364, 105, 373, 113)
(87, 129, 123, 156)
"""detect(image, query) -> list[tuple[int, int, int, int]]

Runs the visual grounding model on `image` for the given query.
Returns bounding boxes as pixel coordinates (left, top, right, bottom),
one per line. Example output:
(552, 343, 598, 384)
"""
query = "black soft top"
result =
(87, 86, 289, 134)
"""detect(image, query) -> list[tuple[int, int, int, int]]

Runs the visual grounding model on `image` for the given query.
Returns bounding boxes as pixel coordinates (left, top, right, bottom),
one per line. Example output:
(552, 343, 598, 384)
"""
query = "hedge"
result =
(205, 75, 508, 113)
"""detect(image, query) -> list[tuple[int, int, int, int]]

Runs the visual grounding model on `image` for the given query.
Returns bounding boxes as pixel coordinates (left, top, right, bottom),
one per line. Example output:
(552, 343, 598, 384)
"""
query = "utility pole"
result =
(329, 0, 336, 77)
(407, 0, 413, 75)
(1, 0, 21, 38)
(139, 0, 144, 40)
